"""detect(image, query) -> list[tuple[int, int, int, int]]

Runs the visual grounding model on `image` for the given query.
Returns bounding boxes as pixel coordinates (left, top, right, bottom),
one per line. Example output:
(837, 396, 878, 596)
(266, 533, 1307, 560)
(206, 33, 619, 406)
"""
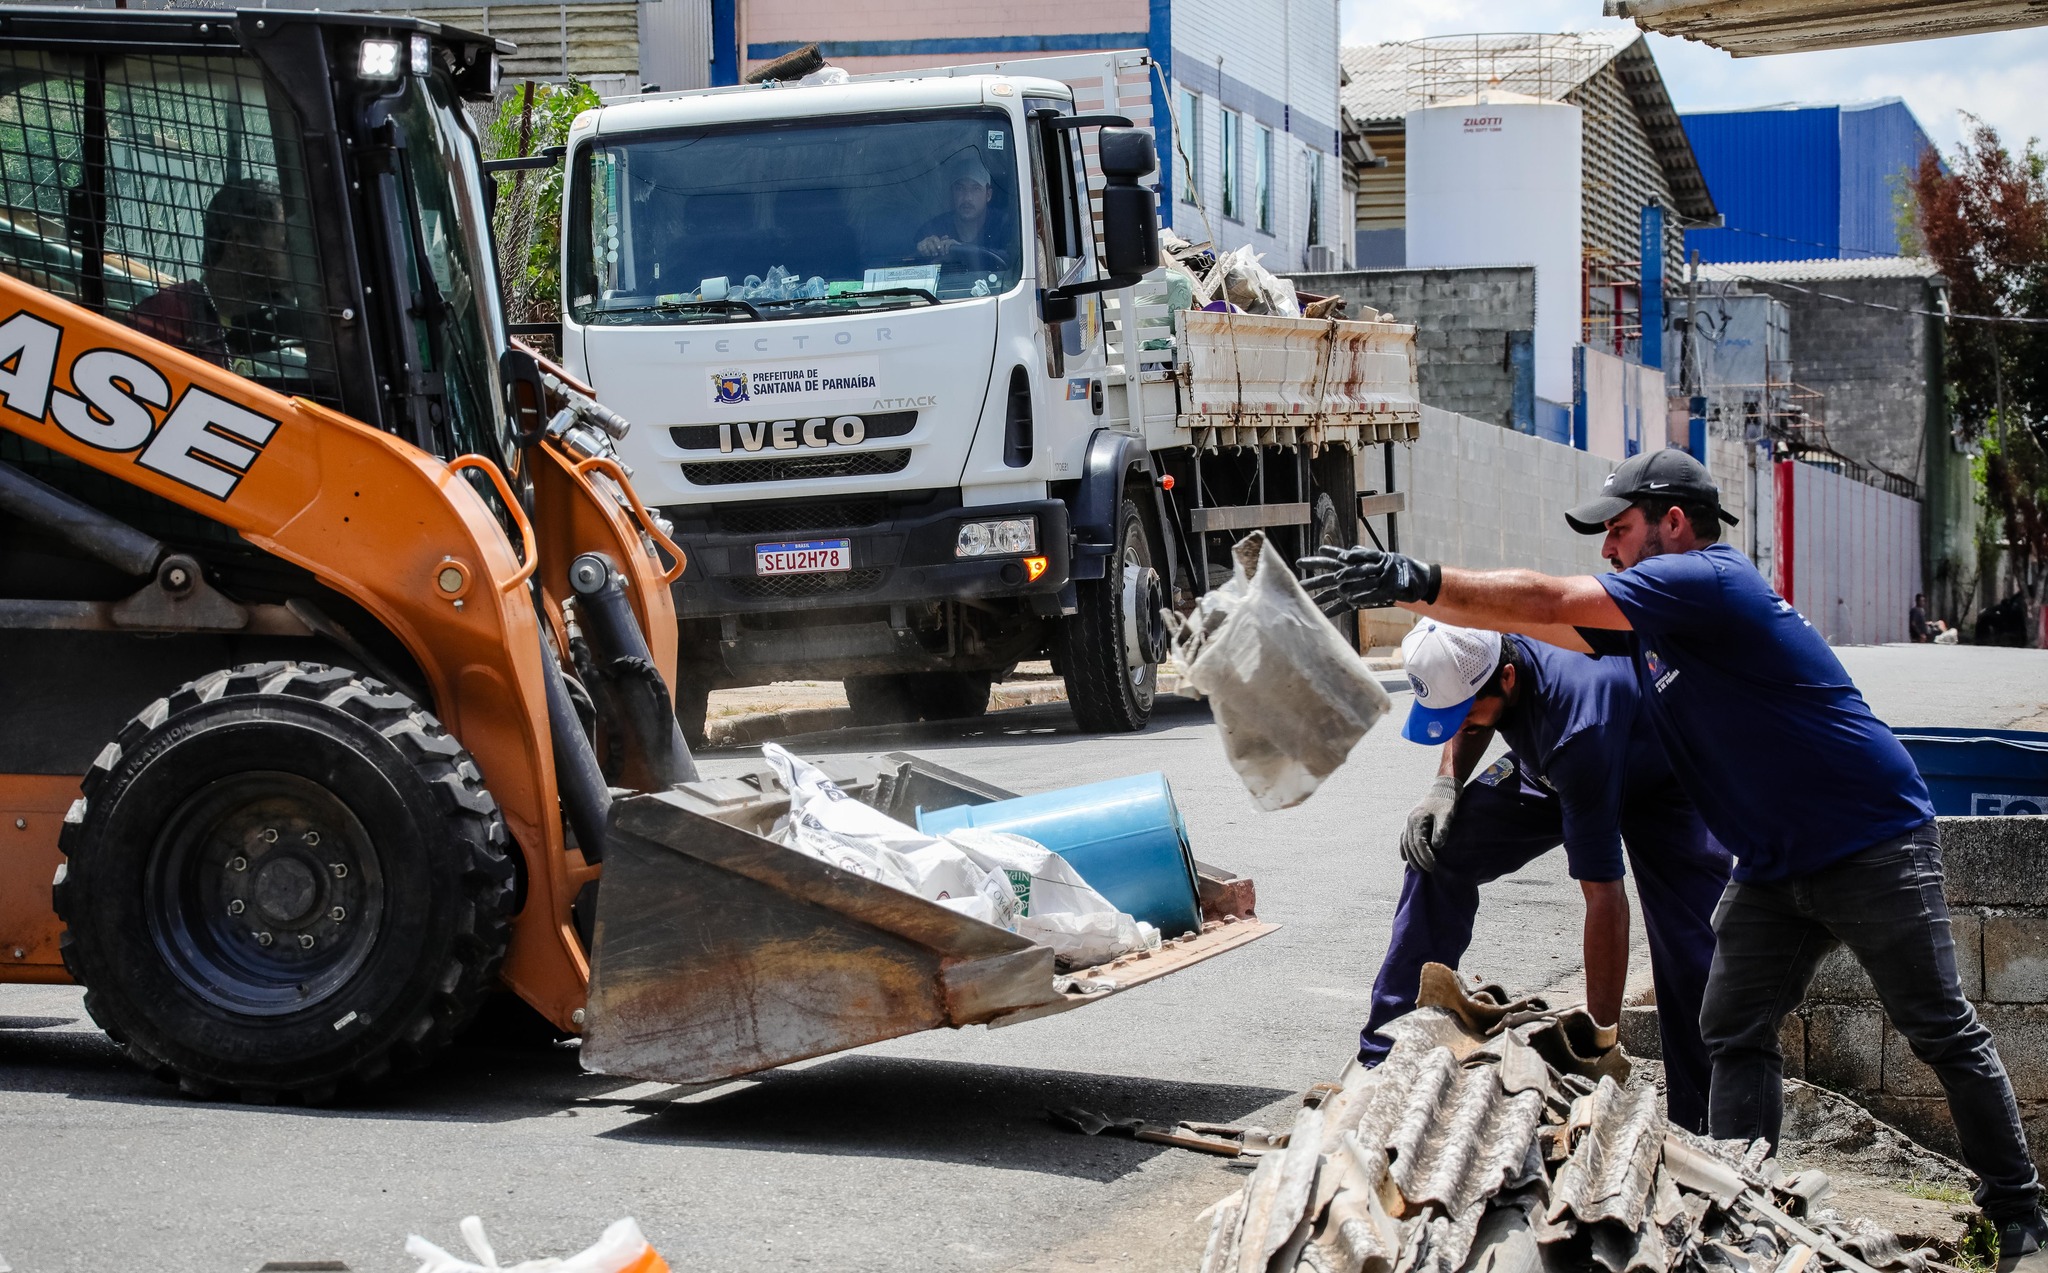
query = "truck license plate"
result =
(755, 539, 851, 575)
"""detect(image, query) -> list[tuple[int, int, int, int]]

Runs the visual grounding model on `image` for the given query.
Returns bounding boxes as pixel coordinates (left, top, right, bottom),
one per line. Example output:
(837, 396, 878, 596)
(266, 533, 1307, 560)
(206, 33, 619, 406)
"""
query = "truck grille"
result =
(681, 450, 911, 486)
(715, 501, 889, 535)
(729, 568, 886, 599)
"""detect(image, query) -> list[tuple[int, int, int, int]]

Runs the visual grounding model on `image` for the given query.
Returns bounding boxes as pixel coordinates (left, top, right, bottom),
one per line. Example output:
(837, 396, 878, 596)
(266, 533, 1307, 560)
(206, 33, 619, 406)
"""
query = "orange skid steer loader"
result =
(0, 6, 1272, 1103)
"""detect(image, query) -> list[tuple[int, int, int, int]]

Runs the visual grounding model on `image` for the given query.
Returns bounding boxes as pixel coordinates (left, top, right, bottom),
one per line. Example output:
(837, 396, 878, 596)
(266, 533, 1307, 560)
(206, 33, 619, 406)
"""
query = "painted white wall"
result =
(1395, 407, 1614, 576)
(1405, 95, 1581, 404)
(1167, 0, 1343, 271)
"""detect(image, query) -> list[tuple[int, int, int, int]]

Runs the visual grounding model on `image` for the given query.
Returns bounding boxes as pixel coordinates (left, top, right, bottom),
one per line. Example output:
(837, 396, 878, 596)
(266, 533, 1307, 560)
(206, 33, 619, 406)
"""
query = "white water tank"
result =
(1404, 92, 1582, 406)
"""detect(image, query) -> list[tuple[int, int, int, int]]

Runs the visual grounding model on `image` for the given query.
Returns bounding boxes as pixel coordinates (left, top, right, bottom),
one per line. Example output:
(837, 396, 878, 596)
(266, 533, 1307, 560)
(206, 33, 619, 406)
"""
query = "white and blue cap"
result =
(1399, 619, 1504, 744)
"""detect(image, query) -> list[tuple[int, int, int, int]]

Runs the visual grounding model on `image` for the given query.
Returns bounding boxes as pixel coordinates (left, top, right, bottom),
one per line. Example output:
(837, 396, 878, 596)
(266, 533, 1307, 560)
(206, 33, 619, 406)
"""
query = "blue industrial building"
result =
(1680, 99, 1936, 263)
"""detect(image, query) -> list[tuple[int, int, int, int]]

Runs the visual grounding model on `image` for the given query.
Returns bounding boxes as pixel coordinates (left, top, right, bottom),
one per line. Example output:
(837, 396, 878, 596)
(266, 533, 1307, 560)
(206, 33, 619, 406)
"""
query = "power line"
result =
(1704, 267, 2048, 327)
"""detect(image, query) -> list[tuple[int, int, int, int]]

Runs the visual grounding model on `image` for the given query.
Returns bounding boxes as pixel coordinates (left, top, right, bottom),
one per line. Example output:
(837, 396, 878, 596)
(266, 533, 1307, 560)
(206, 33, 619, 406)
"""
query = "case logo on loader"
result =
(0, 310, 279, 500)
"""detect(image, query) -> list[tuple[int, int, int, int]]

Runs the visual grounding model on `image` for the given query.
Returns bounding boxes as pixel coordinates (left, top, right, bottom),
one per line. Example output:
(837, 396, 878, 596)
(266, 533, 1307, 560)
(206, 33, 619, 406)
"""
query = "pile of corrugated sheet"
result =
(1198, 965, 1933, 1273)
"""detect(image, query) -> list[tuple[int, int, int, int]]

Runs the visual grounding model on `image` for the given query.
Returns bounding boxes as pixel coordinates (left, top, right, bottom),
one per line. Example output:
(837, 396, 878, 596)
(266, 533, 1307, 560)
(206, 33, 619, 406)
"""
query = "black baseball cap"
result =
(1565, 447, 1741, 535)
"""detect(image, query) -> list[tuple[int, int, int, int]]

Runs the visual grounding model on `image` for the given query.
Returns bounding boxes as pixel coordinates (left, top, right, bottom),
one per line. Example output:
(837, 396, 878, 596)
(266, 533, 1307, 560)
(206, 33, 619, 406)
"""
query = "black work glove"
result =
(1400, 775, 1460, 873)
(1297, 546, 1442, 614)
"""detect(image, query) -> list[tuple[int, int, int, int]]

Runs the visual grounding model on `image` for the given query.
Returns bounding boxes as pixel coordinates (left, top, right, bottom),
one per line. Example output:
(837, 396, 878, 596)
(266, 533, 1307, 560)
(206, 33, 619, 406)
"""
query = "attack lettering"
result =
(0, 310, 278, 500)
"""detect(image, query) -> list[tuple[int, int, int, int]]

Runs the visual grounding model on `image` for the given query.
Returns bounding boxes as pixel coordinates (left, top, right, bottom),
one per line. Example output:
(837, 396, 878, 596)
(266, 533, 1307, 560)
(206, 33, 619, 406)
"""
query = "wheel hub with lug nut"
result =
(1121, 564, 1168, 670)
(146, 774, 384, 1015)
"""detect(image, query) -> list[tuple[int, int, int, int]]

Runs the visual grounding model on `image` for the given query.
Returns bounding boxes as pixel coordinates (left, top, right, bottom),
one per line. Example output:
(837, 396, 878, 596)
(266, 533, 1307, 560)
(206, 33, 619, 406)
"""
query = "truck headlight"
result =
(955, 517, 1037, 557)
(359, 38, 403, 79)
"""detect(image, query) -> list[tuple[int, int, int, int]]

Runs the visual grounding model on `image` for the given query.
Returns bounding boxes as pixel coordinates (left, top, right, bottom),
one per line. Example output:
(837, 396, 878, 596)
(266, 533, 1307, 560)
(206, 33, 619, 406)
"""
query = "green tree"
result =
(480, 80, 600, 328)
(1910, 119, 2048, 627)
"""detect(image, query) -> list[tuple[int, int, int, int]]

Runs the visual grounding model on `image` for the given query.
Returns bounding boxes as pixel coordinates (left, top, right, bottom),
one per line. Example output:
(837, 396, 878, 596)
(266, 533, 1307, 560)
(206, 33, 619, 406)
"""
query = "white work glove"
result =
(1400, 775, 1461, 873)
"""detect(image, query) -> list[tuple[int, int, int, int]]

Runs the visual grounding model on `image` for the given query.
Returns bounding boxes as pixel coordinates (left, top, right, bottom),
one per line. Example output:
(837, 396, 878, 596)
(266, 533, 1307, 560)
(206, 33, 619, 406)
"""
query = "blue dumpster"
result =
(1893, 727, 2048, 817)
(915, 773, 1204, 936)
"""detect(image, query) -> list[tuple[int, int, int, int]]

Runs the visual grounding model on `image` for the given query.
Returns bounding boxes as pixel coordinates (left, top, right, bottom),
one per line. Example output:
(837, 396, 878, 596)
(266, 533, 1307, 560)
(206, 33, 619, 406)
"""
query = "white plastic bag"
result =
(760, 747, 1154, 966)
(941, 827, 1160, 967)
(763, 743, 1020, 924)
(407, 1216, 666, 1273)
(1167, 532, 1392, 810)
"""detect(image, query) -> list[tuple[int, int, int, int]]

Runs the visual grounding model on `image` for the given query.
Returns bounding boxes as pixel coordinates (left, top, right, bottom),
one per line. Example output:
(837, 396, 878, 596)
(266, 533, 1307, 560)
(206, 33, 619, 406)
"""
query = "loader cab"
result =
(0, 7, 522, 476)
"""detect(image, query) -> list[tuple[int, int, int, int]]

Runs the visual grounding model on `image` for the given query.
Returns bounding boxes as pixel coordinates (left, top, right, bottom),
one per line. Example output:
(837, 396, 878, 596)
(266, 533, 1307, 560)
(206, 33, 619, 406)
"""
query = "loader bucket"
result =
(579, 755, 1275, 1086)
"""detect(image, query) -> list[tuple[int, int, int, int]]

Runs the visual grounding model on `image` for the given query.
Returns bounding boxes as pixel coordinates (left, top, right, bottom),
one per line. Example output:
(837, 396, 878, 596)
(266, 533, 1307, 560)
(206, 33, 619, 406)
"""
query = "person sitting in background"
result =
(1909, 593, 1949, 643)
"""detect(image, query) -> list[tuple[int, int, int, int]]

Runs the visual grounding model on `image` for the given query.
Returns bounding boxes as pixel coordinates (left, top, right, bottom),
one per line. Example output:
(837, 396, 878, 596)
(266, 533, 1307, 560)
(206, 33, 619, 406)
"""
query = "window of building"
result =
(1256, 125, 1274, 234)
(1306, 148, 1325, 246)
(1219, 108, 1239, 221)
(1176, 87, 1202, 205)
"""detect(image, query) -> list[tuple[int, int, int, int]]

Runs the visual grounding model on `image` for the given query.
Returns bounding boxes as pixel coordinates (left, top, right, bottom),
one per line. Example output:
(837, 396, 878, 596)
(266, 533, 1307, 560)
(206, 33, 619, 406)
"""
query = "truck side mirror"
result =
(1097, 129, 1160, 282)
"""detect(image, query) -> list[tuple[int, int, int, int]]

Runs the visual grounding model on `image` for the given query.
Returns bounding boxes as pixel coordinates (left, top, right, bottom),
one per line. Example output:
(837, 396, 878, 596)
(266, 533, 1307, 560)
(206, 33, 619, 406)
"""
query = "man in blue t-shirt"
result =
(1362, 618, 1732, 1132)
(1301, 447, 2047, 1270)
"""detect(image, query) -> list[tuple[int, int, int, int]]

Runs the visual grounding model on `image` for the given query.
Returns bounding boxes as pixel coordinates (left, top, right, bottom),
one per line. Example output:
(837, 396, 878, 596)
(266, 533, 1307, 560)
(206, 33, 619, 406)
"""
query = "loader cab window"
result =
(0, 49, 343, 408)
(372, 68, 513, 468)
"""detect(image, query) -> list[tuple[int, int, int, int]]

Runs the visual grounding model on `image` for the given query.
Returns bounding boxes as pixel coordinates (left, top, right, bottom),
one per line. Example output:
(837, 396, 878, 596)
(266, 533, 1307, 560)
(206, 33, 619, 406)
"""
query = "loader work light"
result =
(955, 517, 1036, 558)
(358, 38, 403, 79)
(410, 34, 432, 75)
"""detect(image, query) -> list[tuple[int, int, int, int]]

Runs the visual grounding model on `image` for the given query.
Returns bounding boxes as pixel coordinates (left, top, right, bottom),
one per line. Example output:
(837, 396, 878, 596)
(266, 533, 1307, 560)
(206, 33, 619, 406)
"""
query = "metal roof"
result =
(1608, 0, 2048, 56)
(1339, 30, 1716, 222)
(1701, 256, 1945, 282)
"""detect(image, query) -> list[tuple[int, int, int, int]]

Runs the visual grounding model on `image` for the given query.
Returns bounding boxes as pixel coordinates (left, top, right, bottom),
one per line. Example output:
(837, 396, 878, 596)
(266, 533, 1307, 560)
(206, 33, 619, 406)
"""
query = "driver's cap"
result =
(1399, 619, 1503, 744)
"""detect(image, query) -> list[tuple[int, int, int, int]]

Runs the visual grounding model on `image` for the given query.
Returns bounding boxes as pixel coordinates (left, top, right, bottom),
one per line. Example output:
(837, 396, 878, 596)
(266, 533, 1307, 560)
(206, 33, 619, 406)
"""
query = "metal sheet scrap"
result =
(1195, 965, 1934, 1273)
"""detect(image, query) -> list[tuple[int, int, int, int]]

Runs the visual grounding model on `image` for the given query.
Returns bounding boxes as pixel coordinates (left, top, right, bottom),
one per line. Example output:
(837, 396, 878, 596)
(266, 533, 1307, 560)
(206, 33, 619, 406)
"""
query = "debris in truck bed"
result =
(1168, 533, 1393, 810)
(1195, 965, 1936, 1273)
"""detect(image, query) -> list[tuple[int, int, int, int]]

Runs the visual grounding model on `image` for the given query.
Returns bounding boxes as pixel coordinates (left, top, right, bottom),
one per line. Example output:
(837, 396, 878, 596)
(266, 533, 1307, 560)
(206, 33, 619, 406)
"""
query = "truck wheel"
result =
(1062, 497, 1164, 733)
(845, 674, 919, 725)
(909, 671, 993, 721)
(53, 662, 515, 1103)
(1308, 490, 1361, 650)
(674, 671, 712, 750)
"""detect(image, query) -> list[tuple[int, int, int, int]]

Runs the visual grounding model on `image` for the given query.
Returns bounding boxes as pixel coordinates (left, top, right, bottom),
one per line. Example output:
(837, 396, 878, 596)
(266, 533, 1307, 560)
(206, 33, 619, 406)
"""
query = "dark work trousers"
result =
(1360, 768, 1731, 1133)
(1700, 823, 2042, 1220)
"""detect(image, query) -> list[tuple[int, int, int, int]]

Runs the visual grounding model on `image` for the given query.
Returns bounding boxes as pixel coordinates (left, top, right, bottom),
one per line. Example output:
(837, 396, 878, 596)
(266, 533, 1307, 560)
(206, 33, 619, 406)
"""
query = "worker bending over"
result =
(1301, 447, 2046, 1272)
(1364, 618, 1731, 1133)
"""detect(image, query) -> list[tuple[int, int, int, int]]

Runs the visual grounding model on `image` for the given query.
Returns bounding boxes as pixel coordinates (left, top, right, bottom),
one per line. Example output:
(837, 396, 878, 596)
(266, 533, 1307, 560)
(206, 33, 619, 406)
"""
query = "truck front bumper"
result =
(666, 496, 1072, 619)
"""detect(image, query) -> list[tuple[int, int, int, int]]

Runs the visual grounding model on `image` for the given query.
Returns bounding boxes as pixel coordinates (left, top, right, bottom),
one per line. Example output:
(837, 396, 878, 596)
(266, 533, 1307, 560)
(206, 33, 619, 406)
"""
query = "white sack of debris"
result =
(1198, 965, 1935, 1273)
(762, 744, 1158, 967)
(1168, 533, 1392, 811)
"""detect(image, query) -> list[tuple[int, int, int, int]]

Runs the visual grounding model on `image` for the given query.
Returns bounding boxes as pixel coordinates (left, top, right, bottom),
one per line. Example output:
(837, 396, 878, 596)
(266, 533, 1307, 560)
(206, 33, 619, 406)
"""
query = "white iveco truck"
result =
(559, 53, 1421, 741)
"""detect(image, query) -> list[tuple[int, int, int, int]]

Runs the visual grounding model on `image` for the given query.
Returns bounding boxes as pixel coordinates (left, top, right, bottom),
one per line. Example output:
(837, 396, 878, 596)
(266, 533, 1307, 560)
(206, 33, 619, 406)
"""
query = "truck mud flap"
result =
(579, 756, 1276, 1085)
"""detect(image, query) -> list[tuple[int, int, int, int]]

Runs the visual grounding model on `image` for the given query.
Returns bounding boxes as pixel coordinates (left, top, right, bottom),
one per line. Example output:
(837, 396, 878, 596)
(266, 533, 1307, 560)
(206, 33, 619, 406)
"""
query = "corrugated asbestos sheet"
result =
(1196, 965, 1935, 1273)
(1610, 0, 2048, 57)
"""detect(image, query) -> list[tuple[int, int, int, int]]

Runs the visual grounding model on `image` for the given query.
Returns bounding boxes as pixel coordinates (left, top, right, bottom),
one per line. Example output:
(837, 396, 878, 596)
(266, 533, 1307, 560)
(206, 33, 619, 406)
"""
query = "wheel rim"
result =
(1118, 520, 1163, 690)
(145, 772, 385, 1016)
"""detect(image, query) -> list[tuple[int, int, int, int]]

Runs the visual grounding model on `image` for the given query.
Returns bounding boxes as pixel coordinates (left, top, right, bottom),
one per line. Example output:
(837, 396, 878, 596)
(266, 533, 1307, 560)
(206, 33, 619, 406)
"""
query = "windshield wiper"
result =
(834, 287, 941, 307)
(594, 298, 764, 322)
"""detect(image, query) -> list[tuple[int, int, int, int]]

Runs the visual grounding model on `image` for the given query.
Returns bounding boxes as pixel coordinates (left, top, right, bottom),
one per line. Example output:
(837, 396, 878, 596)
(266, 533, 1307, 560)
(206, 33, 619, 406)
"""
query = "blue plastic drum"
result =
(915, 773, 1204, 936)
(1893, 727, 2048, 817)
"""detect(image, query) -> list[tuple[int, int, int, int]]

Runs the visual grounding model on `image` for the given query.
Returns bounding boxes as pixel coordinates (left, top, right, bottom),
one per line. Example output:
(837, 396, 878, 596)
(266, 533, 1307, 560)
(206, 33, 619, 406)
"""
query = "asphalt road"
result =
(1, 645, 2040, 1273)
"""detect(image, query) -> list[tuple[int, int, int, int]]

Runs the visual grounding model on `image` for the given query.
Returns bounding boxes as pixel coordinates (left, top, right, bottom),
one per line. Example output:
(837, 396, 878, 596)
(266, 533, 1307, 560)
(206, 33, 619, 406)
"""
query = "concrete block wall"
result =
(1289, 266, 1537, 428)
(1394, 406, 1613, 578)
(1790, 816, 2048, 1163)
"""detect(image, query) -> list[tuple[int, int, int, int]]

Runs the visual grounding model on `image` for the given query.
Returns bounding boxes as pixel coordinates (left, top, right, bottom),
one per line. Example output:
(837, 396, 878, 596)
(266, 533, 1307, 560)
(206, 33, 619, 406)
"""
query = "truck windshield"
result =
(569, 108, 1022, 325)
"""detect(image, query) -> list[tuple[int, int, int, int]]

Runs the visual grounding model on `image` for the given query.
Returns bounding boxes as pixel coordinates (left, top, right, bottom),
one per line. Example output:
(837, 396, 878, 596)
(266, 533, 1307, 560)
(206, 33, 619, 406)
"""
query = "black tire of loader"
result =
(53, 662, 515, 1103)
(1061, 497, 1159, 733)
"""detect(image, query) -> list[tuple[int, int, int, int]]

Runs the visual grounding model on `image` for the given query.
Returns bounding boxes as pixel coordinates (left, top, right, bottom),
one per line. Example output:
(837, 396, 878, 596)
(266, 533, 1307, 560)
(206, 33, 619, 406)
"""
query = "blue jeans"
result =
(1360, 766, 1730, 1133)
(1700, 824, 2041, 1220)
